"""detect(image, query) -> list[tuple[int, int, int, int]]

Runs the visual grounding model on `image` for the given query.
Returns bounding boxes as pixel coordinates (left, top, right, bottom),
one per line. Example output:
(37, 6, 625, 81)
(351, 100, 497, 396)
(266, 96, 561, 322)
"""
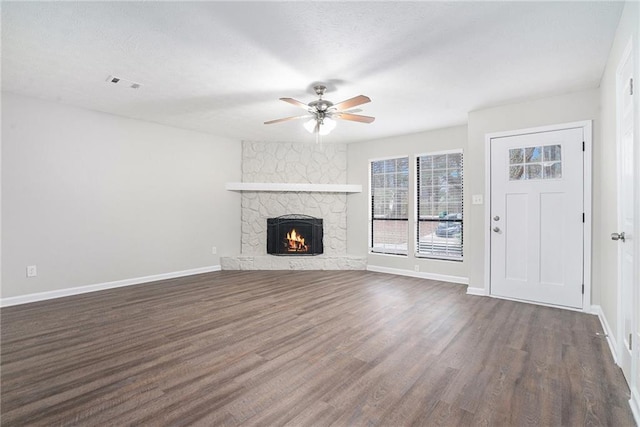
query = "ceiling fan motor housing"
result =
(308, 99, 333, 112)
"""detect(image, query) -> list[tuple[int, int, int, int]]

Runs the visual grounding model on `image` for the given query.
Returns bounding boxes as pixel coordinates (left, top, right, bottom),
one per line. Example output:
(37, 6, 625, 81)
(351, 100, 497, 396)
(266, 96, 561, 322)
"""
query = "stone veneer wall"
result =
(221, 141, 366, 270)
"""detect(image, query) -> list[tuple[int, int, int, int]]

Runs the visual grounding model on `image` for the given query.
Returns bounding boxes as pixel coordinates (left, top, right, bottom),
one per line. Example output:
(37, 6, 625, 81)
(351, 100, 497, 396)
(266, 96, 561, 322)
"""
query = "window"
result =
(370, 157, 409, 255)
(509, 144, 562, 180)
(416, 151, 463, 260)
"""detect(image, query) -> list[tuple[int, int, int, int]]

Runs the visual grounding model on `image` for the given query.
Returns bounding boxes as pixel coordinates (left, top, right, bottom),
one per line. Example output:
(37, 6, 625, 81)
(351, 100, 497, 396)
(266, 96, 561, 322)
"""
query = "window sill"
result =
(369, 251, 408, 257)
(415, 253, 463, 262)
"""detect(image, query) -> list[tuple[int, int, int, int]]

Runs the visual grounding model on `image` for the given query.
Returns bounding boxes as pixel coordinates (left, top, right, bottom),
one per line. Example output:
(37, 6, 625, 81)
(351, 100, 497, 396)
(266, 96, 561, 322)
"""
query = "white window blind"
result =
(416, 151, 463, 260)
(370, 157, 409, 255)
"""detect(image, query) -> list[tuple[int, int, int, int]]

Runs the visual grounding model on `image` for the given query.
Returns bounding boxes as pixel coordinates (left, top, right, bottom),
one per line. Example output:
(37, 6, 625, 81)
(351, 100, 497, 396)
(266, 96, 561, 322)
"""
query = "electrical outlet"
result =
(472, 194, 484, 205)
(414, 265, 419, 272)
(26, 265, 37, 277)
(211, 246, 217, 255)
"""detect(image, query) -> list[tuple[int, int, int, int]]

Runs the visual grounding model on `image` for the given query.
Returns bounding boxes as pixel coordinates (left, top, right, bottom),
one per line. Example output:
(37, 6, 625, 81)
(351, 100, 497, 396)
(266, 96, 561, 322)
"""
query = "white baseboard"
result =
(366, 265, 468, 285)
(0, 265, 221, 307)
(466, 287, 487, 296)
(590, 305, 640, 425)
(590, 304, 619, 365)
(630, 387, 640, 427)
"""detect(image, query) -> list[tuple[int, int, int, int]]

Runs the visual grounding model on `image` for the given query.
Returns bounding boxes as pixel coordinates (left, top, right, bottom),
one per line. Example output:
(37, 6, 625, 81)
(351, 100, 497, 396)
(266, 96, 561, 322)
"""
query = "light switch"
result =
(26, 265, 37, 277)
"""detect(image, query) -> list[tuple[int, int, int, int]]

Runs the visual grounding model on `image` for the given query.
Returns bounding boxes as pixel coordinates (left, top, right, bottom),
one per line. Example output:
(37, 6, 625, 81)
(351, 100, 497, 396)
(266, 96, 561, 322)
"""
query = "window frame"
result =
(368, 155, 410, 256)
(415, 149, 464, 261)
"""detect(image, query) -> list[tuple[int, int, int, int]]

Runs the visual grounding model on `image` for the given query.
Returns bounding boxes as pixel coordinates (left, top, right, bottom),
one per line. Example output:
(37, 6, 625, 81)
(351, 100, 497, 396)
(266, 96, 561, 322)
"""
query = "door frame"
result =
(483, 120, 593, 311)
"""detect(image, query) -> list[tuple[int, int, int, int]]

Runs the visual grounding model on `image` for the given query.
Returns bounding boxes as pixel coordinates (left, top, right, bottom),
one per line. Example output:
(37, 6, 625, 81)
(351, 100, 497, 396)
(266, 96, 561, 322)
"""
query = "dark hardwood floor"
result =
(1, 270, 635, 426)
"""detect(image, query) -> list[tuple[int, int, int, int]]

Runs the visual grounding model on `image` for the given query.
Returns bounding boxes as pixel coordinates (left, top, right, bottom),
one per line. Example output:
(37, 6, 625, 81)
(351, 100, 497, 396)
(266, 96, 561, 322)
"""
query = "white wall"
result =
(347, 125, 468, 279)
(1, 92, 241, 299)
(465, 89, 600, 295)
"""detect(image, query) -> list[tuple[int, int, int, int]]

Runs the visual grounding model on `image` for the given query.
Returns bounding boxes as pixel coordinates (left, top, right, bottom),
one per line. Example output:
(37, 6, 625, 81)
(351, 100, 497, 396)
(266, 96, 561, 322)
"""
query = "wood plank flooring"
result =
(1, 270, 635, 426)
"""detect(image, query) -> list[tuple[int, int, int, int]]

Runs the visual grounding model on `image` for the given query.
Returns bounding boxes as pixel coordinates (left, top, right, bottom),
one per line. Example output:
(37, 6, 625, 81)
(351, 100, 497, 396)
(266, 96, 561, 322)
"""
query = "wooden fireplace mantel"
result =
(225, 182, 362, 193)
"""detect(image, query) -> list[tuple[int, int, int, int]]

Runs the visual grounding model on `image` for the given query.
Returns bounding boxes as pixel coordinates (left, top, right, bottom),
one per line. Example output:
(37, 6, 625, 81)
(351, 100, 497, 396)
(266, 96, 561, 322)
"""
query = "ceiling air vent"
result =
(106, 75, 141, 89)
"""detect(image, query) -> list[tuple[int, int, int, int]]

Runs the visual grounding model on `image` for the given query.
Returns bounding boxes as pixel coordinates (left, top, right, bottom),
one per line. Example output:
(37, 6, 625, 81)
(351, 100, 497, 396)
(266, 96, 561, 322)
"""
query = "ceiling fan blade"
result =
(264, 114, 311, 125)
(335, 112, 375, 124)
(280, 97, 310, 110)
(333, 95, 371, 111)
(328, 108, 362, 115)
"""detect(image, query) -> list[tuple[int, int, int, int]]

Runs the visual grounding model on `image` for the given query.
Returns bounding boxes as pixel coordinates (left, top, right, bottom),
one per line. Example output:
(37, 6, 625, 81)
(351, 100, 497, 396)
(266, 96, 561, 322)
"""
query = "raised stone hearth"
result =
(221, 255, 366, 270)
(221, 141, 366, 271)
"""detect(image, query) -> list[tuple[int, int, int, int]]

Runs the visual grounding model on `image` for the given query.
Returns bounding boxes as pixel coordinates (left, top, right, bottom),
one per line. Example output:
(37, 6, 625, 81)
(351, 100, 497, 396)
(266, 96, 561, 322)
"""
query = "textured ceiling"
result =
(1, 1, 624, 144)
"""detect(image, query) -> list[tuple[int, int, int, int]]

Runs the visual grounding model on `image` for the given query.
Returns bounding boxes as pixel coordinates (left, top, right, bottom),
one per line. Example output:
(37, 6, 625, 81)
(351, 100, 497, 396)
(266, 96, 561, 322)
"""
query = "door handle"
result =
(493, 227, 500, 233)
(611, 232, 626, 242)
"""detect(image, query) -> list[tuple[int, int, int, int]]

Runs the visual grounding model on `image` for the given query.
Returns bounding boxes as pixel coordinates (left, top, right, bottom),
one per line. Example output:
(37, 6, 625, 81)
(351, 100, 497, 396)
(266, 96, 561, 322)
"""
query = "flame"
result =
(286, 229, 308, 252)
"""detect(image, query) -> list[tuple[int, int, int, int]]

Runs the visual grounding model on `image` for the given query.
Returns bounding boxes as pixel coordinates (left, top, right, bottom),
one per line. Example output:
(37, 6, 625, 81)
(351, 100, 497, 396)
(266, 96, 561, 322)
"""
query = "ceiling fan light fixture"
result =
(319, 118, 336, 136)
(303, 118, 317, 133)
(304, 117, 337, 135)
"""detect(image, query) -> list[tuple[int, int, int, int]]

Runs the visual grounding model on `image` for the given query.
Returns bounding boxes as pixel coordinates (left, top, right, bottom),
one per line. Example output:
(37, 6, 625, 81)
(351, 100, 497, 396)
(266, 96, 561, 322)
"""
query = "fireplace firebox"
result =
(267, 214, 323, 256)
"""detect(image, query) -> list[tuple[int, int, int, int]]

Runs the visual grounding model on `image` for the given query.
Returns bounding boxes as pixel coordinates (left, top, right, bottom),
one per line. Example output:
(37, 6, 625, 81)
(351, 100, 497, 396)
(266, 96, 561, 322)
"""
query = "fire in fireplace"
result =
(286, 229, 307, 252)
(267, 214, 323, 256)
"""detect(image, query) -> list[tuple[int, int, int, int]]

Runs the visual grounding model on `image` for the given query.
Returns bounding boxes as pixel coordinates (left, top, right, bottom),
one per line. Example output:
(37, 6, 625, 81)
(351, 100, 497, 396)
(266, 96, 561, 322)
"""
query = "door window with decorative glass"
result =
(509, 144, 562, 181)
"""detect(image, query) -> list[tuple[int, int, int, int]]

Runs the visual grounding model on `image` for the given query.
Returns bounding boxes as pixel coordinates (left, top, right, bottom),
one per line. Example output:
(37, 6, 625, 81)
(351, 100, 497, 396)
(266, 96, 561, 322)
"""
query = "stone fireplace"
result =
(220, 141, 366, 270)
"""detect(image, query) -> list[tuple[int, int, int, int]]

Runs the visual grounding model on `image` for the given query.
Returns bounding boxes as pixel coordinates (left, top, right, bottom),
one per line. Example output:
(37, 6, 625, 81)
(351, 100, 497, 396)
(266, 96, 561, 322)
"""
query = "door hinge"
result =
(582, 213, 585, 223)
(630, 333, 633, 350)
(582, 284, 584, 294)
(630, 78, 634, 95)
(582, 141, 585, 151)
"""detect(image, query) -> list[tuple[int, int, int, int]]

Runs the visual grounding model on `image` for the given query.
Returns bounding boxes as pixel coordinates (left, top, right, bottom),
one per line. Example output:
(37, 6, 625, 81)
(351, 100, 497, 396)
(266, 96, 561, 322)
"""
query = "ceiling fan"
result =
(264, 84, 375, 136)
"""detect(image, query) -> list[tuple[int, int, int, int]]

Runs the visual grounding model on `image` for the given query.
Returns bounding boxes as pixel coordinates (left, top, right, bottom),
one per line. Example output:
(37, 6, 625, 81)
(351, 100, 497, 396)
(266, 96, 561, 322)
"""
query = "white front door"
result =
(616, 41, 634, 383)
(490, 127, 585, 308)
